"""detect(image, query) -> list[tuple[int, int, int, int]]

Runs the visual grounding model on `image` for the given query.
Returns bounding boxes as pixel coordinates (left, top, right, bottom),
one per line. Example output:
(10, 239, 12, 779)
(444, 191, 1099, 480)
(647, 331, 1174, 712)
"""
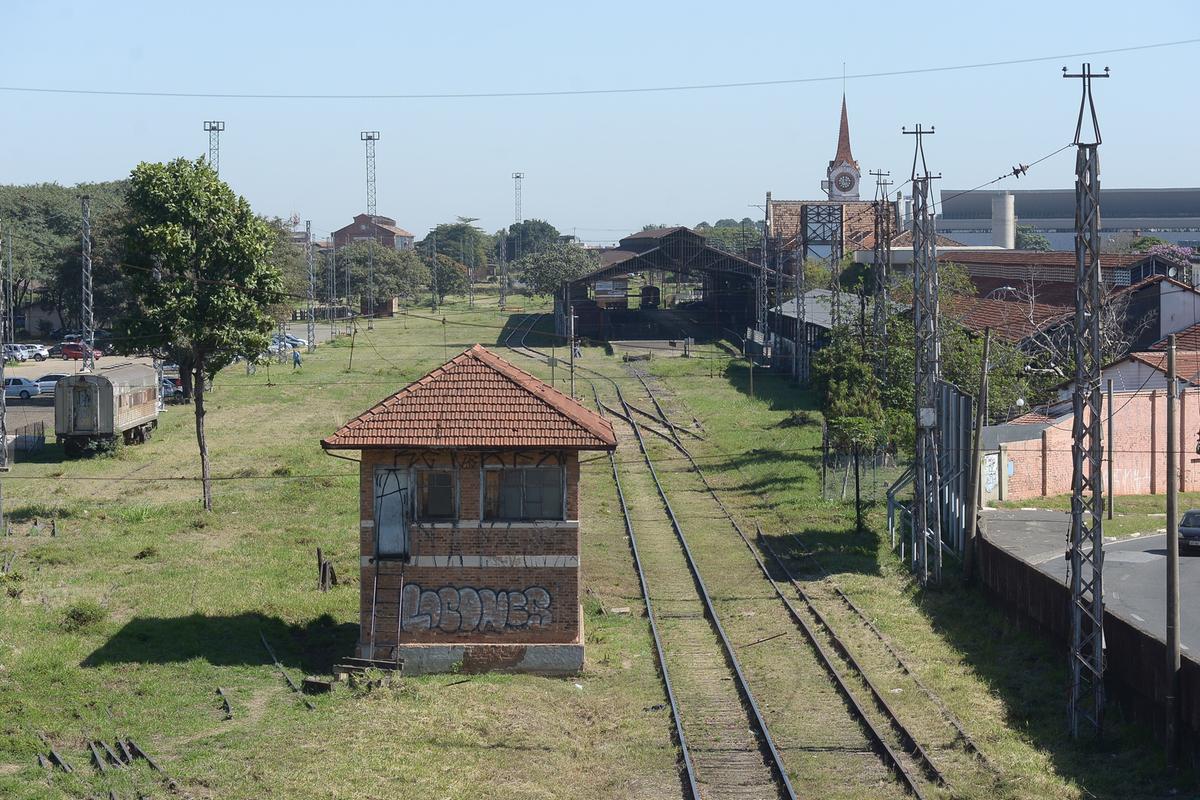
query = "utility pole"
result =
(871, 169, 894, 378)
(1166, 334, 1181, 765)
(203, 121, 225, 176)
(361, 131, 380, 330)
(1064, 62, 1109, 740)
(569, 305, 576, 398)
(4, 230, 12, 343)
(512, 171, 524, 263)
(963, 328, 991, 585)
(430, 232, 439, 313)
(328, 234, 336, 339)
(904, 123, 941, 587)
(0, 224, 7, 477)
(80, 195, 95, 373)
(1107, 378, 1115, 520)
(305, 221, 316, 353)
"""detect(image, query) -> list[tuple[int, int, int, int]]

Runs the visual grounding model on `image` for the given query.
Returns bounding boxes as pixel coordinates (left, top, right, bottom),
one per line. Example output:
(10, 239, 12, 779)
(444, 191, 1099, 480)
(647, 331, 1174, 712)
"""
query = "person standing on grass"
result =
(292, 347, 302, 370)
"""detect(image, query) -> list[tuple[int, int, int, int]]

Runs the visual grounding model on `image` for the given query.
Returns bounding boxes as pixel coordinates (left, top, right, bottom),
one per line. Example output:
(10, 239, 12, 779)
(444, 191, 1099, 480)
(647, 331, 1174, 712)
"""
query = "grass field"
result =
(0, 296, 1192, 798)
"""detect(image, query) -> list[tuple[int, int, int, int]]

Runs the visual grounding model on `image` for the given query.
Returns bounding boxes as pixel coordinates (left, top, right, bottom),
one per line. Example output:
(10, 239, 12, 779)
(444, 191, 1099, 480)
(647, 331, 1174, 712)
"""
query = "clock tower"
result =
(824, 94, 861, 201)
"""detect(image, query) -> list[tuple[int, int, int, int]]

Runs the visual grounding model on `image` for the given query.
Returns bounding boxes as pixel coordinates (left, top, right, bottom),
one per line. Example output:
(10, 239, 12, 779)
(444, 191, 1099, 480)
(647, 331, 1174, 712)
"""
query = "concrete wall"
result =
(356, 449, 582, 671)
(999, 389, 1200, 501)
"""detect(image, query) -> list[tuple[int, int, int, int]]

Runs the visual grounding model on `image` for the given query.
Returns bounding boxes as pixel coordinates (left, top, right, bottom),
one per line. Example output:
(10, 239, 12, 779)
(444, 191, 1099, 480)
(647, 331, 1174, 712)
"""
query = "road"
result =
(981, 509, 1200, 653)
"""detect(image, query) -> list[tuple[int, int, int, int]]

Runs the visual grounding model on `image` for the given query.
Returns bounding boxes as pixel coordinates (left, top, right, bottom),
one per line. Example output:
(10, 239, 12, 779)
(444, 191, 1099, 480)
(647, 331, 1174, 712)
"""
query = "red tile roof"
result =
(1151, 321, 1200, 351)
(1009, 410, 1059, 425)
(322, 344, 617, 451)
(943, 293, 1070, 343)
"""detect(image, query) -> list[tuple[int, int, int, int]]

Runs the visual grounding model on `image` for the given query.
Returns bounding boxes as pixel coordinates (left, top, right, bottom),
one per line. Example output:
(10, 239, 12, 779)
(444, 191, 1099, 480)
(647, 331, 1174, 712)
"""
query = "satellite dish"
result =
(1169, 266, 1178, 278)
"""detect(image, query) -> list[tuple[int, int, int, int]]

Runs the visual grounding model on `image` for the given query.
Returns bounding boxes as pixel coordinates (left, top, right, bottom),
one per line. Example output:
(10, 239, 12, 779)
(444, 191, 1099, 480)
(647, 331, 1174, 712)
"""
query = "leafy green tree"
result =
(513, 243, 599, 297)
(506, 219, 560, 261)
(420, 218, 490, 280)
(1130, 234, 1170, 252)
(334, 240, 430, 305)
(1015, 225, 1052, 251)
(427, 253, 469, 305)
(117, 157, 283, 511)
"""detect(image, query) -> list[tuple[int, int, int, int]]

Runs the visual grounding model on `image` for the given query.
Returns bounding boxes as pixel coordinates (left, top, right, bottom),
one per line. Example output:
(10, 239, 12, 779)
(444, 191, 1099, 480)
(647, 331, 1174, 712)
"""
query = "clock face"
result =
(835, 173, 855, 192)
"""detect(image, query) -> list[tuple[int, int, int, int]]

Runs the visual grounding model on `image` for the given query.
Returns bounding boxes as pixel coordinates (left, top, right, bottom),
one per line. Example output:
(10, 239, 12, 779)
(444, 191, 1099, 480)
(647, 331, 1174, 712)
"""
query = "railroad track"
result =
(627, 368, 1000, 796)
(501, 314, 994, 798)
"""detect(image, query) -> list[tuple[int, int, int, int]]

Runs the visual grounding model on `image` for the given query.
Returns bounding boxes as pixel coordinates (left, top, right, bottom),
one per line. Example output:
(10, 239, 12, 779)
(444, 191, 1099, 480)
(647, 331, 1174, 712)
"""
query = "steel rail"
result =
(591, 385, 701, 800)
(614, 381, 799, 800)
(629, 372, 942, 795)
(632, 368, 993, 773)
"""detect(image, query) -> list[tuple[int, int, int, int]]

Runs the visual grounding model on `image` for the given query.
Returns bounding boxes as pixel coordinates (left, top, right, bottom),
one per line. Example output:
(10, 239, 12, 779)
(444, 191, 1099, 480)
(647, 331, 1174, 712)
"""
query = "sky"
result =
(1, 1, 1197, 244)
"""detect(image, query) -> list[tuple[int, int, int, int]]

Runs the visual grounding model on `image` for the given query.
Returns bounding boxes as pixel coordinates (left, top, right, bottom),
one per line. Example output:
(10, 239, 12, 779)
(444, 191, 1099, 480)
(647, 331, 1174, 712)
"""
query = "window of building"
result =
(416, 469, 456, 520)
(483, 466, 563, 521)
(373, 467, 410, 560)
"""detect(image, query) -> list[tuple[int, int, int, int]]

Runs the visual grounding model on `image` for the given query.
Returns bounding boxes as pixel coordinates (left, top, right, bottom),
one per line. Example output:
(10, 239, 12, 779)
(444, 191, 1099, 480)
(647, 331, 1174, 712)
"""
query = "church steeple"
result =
(826, 94, 861, 200)
(833, 94, 857, 169)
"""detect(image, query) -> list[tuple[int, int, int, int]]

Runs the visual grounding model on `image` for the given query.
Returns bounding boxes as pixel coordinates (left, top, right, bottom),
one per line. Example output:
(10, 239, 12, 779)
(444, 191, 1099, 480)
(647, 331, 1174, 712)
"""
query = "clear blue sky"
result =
(2, 1, 1196, 243)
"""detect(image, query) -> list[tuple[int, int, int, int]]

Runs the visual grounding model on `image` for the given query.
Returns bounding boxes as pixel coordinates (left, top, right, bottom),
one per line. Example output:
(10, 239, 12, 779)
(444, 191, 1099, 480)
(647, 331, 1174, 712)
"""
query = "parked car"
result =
(273, 333, 308, 348)
(61, 342, 102, 361)
(160, 377, 183, 401)
(35, 373, 67, 394)
(3, 343, 28, 362)
(1179, 510, 1200, 552)
(3, 377, 41, 400)
(47, 342, 64, 358)
(19, 343, 49, 361)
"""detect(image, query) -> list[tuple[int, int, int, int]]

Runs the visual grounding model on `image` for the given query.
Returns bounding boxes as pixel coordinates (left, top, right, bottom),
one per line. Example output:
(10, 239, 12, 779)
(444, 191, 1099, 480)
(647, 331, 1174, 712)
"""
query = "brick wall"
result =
(1000, 389, 1200, 501)
(357, 449, 582, 655)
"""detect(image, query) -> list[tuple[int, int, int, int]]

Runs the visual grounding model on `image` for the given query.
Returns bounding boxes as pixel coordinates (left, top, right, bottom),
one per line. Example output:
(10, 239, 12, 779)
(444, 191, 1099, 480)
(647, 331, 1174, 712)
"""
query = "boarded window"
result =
(483, 466, 563, 521)
(373, 467, 410, 560)
(416, 469, 455, 519)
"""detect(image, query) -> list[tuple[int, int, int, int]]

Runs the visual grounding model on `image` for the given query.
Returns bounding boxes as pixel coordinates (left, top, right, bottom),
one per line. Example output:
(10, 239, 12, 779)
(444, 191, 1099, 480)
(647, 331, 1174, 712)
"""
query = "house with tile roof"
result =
(322, 344, 616, 675)
(332, 213, 415, 251)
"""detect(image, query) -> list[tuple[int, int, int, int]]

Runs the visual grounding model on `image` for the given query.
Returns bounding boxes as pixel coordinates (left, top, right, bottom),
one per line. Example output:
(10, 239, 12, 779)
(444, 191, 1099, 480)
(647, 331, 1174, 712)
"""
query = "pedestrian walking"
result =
(292, 348, 302, 370)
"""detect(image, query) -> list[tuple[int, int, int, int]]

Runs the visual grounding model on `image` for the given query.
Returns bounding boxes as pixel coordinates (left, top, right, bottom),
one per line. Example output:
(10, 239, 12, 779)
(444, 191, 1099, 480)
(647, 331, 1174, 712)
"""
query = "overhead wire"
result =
(0, 39, 1194, 100)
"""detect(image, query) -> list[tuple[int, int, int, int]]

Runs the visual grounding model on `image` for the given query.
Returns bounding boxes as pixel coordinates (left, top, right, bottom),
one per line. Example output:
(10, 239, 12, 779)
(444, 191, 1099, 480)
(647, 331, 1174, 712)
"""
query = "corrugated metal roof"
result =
(322, 344, 617, 451)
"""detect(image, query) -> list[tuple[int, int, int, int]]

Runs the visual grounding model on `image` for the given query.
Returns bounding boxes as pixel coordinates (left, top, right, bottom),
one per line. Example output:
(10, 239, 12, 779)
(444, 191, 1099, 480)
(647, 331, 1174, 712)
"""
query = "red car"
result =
(61, 342, 102, 361)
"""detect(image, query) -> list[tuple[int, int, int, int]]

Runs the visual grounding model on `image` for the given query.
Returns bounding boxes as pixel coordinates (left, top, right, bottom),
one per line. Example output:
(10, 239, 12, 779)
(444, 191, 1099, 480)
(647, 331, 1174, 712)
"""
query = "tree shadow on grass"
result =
(494, 312, 560, 351)
(83, 612, 357, 675)
(722, 362, 821, 413)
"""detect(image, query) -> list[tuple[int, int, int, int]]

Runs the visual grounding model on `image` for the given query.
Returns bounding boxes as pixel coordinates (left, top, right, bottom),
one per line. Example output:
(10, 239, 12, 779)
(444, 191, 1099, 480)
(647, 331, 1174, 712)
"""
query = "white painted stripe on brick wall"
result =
(360, 520, 375, 529)
(359, 554, 579, 568)
(410, 520, 579, 530)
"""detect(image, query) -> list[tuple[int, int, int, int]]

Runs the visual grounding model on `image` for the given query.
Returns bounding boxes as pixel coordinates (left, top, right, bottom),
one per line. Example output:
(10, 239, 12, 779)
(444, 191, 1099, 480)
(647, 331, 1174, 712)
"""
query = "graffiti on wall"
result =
(400, 584, 553, 633)
(983, 453, 999, 494)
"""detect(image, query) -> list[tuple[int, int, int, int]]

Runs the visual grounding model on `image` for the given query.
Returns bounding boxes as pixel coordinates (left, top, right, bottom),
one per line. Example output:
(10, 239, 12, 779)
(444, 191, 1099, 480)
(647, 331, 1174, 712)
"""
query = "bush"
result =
(60, 600, 107, 632)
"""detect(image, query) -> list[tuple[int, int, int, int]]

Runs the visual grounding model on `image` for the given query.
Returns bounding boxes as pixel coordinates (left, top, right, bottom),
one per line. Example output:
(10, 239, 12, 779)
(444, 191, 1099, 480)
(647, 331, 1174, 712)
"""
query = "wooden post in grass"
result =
(1166, 334, 1181, 766)
(963, 328, 990, 585)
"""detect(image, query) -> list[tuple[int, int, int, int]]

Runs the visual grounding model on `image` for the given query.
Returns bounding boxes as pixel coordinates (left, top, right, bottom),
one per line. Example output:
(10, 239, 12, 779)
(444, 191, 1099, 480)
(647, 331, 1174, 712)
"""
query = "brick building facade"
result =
(332, 214, 415, 251)
(322, 344, 615, 674)
(986, 388, 1200, 503)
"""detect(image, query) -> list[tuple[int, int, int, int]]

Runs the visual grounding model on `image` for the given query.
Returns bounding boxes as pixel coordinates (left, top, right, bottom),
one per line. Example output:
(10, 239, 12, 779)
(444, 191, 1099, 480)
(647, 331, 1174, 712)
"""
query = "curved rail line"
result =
(500, 313, 982, 798)
(503, 314, 795, 799)
(628, 367, 992, 773)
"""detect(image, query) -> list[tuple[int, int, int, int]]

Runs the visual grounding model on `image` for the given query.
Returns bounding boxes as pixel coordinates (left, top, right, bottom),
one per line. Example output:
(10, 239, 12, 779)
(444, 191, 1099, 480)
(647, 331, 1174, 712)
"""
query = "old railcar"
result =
(55, 364, 158, 456)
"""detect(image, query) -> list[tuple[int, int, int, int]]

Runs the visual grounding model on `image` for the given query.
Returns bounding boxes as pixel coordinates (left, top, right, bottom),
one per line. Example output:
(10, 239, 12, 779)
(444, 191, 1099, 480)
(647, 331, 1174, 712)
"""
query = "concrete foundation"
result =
(388, 642, 585, 676)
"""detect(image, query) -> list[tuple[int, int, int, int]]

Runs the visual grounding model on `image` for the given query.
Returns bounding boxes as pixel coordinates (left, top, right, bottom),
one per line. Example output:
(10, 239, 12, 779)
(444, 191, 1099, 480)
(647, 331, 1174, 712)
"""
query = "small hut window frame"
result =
(372, 466, 411, 561)
(414, 467, 458, 521)
(481, 464, 565, 521)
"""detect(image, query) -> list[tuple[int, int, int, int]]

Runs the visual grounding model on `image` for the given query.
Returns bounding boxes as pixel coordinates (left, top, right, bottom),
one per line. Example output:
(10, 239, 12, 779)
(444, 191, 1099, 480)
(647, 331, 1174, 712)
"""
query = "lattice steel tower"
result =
(305, 221, 316, 353)
(80, 195, 95, 373)
(871, 170, 894, 377)
(203, 121, 225, 176)
(1065, 63, 1110, 740)
(904, 124, 940, 586)
(361, 131, 380, 329)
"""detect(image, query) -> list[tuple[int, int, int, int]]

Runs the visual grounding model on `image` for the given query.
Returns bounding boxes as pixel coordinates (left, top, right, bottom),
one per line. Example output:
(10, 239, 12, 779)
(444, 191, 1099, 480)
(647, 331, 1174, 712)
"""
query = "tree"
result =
(334, 240, 429, 305)
(506, 219, 560, 261)
(513, 243, 598, 297)
(427, 253, 469, 304)
(118, 158, 283, 511)
(1130, 234, 1170, 252)
(1015, 225, 1052, 251)
(420, 218, 490, 280)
